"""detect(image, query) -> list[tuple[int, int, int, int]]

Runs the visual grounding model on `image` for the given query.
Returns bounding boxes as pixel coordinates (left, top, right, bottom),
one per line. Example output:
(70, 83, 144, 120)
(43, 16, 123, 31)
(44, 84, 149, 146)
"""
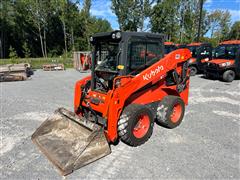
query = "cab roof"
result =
(164, 42, 175, 45)
(219, 40, 240, 45)
(187, 42, 202, 46)
(92, 31, 165, 41)
(187, 42, 210, 47)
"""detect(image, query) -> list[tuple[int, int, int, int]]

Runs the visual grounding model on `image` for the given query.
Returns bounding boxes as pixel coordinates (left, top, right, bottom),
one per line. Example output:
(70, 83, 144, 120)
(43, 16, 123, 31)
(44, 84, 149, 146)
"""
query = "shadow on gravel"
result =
(199, 75, 218, 81)
(199, 74, 240, 83)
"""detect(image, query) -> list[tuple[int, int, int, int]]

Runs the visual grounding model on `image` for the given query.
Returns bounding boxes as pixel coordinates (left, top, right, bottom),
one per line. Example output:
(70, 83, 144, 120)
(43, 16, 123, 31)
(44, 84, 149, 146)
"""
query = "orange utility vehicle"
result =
(186, 42, 212, 76)
(205, 40, 240, 82)
(32, 31, 191, 175)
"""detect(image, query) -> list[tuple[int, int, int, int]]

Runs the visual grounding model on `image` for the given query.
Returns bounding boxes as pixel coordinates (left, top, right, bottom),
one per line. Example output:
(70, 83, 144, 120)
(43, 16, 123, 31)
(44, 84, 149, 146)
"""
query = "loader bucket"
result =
(31, 108, 111, 176)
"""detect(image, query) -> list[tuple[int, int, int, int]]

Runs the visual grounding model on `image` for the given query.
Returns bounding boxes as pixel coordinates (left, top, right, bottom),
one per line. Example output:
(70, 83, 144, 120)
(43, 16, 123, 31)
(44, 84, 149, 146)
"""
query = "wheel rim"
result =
(133, 114, 150, 138)
(170, 103, 182, 123)
(228, 72, 234, 80)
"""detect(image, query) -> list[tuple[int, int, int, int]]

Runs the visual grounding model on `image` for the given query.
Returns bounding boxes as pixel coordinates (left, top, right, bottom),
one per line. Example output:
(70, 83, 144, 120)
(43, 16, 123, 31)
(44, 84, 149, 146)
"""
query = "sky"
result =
(204, 0, 240, 21)
(85, 0, 240, 30)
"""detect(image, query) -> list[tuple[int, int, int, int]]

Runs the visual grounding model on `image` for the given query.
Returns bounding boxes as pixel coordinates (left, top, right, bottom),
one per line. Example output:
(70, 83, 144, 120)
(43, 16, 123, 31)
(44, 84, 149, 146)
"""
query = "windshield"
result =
(95, 41, 119, 72)
(164, 45, 176, 54)
(213, 45, 239, 59)
(187, 46, 200, 58)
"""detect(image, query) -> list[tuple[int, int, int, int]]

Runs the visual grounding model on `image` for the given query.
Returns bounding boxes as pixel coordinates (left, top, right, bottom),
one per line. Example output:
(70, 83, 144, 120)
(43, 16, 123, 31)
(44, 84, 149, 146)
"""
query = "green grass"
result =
(0, 57, 73, 69)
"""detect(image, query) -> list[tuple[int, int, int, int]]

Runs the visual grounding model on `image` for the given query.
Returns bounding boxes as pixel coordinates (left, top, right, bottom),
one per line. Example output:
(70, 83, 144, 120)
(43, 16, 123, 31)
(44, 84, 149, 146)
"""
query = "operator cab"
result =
(187, 43, 212, 59)
(186, 42, 212, 75)
(90, 31, 164, 92)
(213, 43, 240, 60)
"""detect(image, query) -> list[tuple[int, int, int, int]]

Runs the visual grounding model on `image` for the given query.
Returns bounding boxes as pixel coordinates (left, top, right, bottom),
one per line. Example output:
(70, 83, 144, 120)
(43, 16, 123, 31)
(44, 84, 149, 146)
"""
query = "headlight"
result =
(204, 58, 209, 62)
(219, 62, 231, 67)
(220, 63, 227, 67)
(112, 33, 116, 39)
(201, 58, 209, 63)
(116, 32, 121, 39)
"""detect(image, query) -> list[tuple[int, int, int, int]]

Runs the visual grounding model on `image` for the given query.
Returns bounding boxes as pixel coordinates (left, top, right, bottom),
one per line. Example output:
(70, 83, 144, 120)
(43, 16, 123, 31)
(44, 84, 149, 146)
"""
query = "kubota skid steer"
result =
(32, 31, 191, 176)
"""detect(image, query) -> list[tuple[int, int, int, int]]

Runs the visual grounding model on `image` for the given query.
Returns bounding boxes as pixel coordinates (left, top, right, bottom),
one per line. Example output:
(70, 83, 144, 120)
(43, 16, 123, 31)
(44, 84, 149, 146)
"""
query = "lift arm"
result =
(106, 48, 191, 141)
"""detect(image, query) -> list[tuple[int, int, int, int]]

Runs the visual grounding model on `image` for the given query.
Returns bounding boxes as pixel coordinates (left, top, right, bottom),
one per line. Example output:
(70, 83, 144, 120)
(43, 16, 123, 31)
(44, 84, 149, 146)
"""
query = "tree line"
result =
(0, 0, 112, 59)
(112, 0, 240, 44)
(1, 0, 239, 59)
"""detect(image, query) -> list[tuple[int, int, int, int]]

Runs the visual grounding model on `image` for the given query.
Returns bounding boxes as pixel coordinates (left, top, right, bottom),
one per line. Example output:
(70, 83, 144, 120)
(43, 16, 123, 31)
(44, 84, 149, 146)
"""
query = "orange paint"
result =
(220, 40, 240, 45)
(208, 59, 235, 65)
(164, 42, 175, 45)
(187, 42, 203, 46)
(74, 49, 191, 142)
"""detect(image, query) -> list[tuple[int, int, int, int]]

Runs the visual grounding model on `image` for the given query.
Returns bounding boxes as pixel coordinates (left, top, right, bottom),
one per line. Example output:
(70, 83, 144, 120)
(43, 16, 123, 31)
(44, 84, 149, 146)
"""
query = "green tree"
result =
(228, 21, 240, 40)
(139, 0, 155, 31)
(23, 42, 31, 58)
(81, 0, 92, 50)
(180, 0, 201, 43)
(0, 0, 15, 58)
(89, 17, 113, 34)
(151, 0, 180, 42)
(54, 0, 69, 56)
(9, 46, 18, 59)
(151, 0, 212, 43)
(0, 0, 113, 58)
(68, 1, 80, 51)
(112, 0, 152, 31)
(208, 10, 222, 38)
(219, 10, 231, 41)
(208, 10, 231, 42)
(22, 0, 50, 58)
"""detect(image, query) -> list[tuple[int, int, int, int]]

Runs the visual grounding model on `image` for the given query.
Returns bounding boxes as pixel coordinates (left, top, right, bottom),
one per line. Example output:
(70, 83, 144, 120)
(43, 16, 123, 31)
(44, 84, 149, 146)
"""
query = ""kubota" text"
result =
(142, 65, 164, 81)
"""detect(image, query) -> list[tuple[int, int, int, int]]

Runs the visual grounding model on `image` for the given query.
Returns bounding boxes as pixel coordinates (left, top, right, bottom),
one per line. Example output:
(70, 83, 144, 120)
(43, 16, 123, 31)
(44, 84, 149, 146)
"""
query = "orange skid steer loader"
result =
(32, 31, 191, 176)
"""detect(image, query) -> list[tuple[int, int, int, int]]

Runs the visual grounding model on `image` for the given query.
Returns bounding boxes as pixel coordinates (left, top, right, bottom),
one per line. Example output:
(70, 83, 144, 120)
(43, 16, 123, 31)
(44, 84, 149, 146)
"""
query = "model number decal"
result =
(142, 65, 164, 81)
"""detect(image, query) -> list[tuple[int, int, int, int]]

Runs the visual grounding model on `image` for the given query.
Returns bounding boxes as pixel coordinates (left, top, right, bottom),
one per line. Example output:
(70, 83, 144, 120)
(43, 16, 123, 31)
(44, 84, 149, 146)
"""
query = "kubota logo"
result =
(142, 65, 164, 81)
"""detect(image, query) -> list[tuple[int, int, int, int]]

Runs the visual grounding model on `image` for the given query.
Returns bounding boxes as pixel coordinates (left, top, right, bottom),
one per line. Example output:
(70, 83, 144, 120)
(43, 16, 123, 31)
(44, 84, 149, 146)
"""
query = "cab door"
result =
(197, 45, 212, 61)
(127, 38, 162, 75)
(196, 45, 212, 70)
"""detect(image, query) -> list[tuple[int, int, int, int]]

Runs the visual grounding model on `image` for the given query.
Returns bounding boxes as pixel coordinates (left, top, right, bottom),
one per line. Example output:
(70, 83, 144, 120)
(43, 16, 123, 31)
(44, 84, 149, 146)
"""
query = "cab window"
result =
(128, 41, 161, 71)
(200, 46, 211, 56)
(128, 42, 146, 69)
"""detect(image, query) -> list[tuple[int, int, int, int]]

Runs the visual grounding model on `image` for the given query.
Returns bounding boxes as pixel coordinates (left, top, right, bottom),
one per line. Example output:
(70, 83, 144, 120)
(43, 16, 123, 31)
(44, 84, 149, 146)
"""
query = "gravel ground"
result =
(0, 69, 239, 180)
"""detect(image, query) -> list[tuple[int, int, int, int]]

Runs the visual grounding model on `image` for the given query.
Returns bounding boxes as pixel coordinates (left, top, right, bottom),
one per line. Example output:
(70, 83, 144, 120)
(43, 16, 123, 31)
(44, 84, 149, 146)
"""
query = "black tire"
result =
(156, 95, 185, 129)
(223, 70, 235, 82)
(189, 66, 197, 76)
(118, 104, 154, 147)
(205, 72, 212, 79)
